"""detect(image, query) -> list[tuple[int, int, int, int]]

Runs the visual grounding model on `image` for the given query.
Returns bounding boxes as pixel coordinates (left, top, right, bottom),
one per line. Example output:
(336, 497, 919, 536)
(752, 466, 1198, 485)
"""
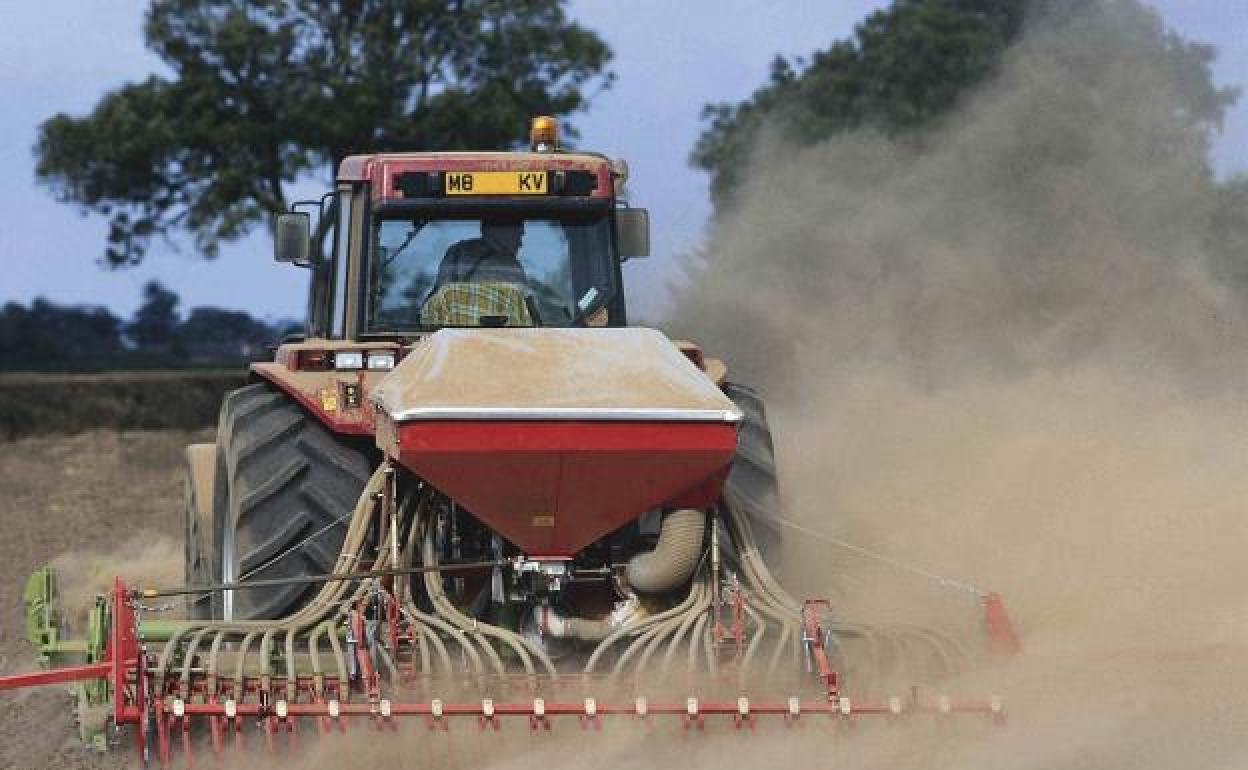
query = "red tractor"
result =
(5, 118, 1012, 763)
(183, 116, 774, 628)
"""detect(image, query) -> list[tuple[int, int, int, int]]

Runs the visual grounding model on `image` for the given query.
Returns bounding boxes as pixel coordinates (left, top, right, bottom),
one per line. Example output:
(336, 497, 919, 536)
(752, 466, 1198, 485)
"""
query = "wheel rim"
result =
(221, 519, 235, 621)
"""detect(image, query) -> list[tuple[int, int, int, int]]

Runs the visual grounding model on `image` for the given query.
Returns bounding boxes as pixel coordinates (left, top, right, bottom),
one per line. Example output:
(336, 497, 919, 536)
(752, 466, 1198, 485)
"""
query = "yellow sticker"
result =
(446, 171, 547, 195)
(319, 389, 338, 413)
(531, 514, 556, 528)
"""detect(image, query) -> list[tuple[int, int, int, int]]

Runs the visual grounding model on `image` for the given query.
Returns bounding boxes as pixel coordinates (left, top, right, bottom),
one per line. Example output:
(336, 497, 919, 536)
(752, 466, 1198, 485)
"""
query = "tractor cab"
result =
(275, 116, 650, 341)
(368, 202, 614, 331)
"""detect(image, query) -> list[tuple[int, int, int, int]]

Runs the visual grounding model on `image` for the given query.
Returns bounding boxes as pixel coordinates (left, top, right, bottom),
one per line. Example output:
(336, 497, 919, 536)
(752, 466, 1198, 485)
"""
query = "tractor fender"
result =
(673, 339, 728, 385)
(705, 357, 727, 385)
(249, 362, 380, 436)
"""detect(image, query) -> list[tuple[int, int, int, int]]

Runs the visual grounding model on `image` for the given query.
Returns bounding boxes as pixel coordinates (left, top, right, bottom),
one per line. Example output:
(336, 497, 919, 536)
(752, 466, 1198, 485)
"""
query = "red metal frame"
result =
(0, 660, 112, 690)
(0, 579, 1011, 766)
(983, 592, 1022, 656)
(802, 600, 840, 701)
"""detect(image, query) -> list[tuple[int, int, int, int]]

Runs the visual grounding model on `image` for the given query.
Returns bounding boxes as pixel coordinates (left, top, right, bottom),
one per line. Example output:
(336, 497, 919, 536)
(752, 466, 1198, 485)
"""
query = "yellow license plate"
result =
(445, 171, 547, 195)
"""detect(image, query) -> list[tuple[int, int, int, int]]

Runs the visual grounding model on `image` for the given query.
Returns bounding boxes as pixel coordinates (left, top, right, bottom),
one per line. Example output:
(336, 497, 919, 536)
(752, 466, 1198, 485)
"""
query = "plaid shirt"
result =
(420, 282, 534, 327)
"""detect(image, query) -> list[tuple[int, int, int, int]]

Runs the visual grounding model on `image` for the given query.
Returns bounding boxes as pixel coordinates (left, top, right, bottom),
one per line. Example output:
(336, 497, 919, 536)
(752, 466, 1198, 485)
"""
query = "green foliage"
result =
(690, 0, 1248, 294)
(35, 1, 613, 266)
(0, 286, 292, 371)
(0, 300, 127, 370)
(126, 281, 181, 352)
(692, 0, 1027, 210)
(692, 0, 1244, 214)
(1207, 174, 1248, 287)
(177, 306, 279, 358)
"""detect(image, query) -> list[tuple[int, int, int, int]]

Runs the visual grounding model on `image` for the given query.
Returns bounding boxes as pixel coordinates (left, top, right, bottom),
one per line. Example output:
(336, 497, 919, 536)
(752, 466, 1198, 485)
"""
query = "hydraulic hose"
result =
(395, 490, 474, 678)
(658, 578, 713, 676)
(154, 459, 976, 693)
(585, 579, 704, 674)
(611, 580, 705, 679)
(421, 513, 558, 678)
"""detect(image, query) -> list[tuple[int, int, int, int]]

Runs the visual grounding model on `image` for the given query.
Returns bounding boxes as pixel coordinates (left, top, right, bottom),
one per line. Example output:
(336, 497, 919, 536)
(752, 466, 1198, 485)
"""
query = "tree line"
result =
(0, 282, 295, 371)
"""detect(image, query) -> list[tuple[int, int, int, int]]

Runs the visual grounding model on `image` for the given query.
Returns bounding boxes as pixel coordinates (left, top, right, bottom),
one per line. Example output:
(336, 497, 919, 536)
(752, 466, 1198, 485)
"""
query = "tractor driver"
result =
(436, 218, 529, 287)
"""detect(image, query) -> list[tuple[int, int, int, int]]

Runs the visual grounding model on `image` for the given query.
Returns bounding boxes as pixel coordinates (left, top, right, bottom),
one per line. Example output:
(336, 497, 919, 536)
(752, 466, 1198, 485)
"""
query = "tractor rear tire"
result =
(208, 383, 374, 620)
(722, 382, 782, 557)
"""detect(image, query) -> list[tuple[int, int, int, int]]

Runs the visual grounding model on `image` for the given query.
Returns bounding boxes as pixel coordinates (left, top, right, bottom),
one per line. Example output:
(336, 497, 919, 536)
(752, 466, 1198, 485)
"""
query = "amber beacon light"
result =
(530, 115, 559, 152)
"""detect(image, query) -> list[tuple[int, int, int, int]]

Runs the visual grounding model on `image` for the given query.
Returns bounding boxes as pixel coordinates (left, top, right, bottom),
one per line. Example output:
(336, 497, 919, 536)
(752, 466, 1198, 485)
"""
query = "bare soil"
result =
(0, 430, 1243, 770)
(0, 430, 206, 770)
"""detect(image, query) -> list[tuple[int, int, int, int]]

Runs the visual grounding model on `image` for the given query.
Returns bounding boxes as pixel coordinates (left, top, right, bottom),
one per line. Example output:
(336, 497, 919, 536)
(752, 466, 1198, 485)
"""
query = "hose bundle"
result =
(151, 465, 977, 700)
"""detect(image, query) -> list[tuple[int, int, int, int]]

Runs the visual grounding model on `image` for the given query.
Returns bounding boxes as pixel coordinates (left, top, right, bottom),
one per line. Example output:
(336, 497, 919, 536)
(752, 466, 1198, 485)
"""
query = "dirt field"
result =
(0, 430, 205, 770)
(1, 430, 1244, 770)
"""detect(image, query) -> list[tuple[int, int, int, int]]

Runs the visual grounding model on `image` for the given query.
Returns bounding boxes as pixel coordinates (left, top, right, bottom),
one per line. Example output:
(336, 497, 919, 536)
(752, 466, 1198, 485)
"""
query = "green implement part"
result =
(24, 567, 112, 749)
(24, 566, 86, 665)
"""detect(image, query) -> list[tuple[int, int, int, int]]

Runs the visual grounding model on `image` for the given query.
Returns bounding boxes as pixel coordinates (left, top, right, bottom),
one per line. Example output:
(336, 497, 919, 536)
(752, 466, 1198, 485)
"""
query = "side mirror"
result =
(274, 212, 311, 265)
(616, 208, 650, 260)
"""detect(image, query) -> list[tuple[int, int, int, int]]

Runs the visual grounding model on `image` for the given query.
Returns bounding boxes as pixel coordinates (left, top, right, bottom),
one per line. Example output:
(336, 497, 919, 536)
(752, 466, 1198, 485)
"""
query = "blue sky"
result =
(1, 1, 1245, 322)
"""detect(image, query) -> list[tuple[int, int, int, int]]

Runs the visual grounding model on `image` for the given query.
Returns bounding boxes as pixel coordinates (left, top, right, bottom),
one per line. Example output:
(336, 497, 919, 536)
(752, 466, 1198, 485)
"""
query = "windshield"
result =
(367, 212, 616, 331)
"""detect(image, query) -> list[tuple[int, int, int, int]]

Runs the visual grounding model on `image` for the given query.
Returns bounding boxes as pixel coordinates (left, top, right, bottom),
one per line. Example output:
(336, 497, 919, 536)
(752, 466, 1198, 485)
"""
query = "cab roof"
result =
(338, 151, 617, 201)
(337, 151, 613, 182)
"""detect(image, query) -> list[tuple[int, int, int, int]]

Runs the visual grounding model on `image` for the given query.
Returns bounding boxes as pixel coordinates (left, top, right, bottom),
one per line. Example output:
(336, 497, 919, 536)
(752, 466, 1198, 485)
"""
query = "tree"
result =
(0, 300, 126, 370)
(127, 281, 181, 353)
(176, 306, 279, 360)
(691, 0, 1028, 211)
(1207, 175, 1248, 290)
(0, 293, 297, 370)
(35, 1, 613, 266)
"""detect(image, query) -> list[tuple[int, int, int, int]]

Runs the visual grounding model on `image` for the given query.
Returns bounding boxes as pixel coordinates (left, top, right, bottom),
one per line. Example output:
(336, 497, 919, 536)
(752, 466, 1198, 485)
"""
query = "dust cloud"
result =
(232, 3, 1248, 768)
(675, 4, 1246, 393)
(51, 535, 182, 621)
(225, 3, 1248, 769)
(668, 0, 1248, 766)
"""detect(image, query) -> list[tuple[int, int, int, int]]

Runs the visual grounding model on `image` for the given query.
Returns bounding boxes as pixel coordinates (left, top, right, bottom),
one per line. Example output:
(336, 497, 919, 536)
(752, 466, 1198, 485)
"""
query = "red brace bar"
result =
(802, 600, 840, 699)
